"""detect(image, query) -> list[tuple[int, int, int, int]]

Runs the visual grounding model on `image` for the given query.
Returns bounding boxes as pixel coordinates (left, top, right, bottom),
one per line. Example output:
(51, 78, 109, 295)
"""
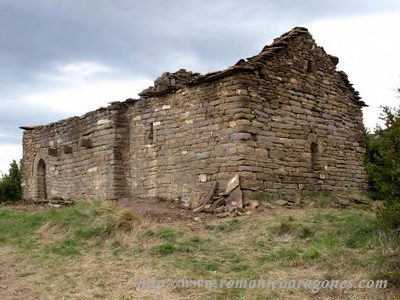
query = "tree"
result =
(0, 160, 22, 202)
(365, 103, 400, 229)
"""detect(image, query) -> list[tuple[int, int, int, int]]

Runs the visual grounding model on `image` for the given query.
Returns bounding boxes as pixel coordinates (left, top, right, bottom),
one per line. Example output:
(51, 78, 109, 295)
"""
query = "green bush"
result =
(365, 105, 400, 230)
(365, 105, 400, 202)
(376, 202, 400, 230)
(0, 160, 22, 203)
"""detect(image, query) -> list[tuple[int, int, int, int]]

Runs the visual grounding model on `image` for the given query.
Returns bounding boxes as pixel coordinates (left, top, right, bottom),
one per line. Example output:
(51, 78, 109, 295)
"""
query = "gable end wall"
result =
(230, 33, 367, 197)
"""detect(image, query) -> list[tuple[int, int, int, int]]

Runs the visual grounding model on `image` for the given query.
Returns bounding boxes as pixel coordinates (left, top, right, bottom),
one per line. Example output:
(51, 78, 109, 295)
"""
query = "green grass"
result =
(152, 227, 184, 241)
(151, 242, 176, 255)
(0, 200, 398, 299)
(266, 247, 302, 261)
(204, 219, 241, 232)
(145, 208, 396, 294)
(45, 238, 85, 256)
(0, 200, 137, 257)
(271, 216, 295, 235)
(148, 229, 209, 256)
(310, 190, 335, 207)
(296, 225, 314, 239)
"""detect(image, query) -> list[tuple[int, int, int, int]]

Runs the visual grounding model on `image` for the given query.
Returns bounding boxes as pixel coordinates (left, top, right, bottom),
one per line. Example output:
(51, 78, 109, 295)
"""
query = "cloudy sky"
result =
(1, 0, 400, 174)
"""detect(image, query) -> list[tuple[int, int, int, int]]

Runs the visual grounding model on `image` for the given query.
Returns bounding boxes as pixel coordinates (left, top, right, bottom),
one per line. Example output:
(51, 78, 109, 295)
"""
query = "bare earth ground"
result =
(0, 199, 398, 299)
(117, 197, 197, 222)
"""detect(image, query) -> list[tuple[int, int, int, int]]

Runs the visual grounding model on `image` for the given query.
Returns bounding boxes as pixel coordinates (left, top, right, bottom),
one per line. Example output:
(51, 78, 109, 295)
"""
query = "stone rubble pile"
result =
(139, 69, 201, 98)
(331, 194, 370, 208)
(192, 174, 260, 218)
(273, 198, 301, 207)
(31, 196, 74, 207)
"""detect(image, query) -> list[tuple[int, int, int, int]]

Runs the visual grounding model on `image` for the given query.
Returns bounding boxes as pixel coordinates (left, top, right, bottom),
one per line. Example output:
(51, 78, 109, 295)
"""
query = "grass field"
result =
(0, 198, 399, 299)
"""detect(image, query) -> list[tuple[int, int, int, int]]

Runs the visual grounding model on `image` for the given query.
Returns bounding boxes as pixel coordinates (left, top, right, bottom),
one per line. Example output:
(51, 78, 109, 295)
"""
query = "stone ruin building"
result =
(20, 27, 367, 207)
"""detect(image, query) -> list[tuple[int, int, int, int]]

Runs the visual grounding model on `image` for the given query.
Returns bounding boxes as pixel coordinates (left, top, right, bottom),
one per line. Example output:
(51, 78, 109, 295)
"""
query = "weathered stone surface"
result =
(198, 174, 207, 182)
(269, 150, 285, 160)
(226, 174, 240, 195)
(226, 187, 243, 208)
(192, 205, 204, 213)
(230, 133, 252, 141)
(20, 27, 367, 204)
(190, 194, 201, 209)
(275, 199, 289, 206)
(200, 182, 218, 205)
(216, 212, 230, 218)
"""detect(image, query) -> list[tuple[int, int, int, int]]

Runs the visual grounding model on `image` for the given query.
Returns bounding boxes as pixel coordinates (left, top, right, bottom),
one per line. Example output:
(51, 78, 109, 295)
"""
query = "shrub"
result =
(365, 105, 400, 229)
(365, 105, 400, 202)
(376, 202, 400, 231)
(0, 160, 22, 202)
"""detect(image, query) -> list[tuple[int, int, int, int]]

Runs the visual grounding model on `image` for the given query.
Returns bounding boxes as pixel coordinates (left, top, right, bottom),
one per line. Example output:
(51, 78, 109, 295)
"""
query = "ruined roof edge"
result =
(20, 26, 366, 130)
(136, 27, 312, 99)
(136, 26, 366, 106)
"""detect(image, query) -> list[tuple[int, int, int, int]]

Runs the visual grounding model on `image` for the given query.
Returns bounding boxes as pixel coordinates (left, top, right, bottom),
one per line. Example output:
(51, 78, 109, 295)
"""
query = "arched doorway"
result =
(37, 159, 47, 200)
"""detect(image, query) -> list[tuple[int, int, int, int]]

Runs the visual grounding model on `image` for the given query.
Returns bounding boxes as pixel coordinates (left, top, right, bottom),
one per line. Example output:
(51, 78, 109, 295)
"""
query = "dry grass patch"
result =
(0, 199, 398, 299)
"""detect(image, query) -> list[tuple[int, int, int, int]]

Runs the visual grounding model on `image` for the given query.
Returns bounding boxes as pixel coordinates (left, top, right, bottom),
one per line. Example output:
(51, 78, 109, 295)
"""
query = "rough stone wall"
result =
(21, 104, 128, 201)
(229, 28, 367, 197)
(124, 74, 253, 204)
(20, 27, 367, 203)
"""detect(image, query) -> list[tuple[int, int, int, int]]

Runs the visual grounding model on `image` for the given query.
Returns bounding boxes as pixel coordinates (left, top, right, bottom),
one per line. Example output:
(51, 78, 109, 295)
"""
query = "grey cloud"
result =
(0, 99, 69, 145)
(0, 126, 21, 145)
(0, 0, 399, 148)
(1, 0, 399, 87)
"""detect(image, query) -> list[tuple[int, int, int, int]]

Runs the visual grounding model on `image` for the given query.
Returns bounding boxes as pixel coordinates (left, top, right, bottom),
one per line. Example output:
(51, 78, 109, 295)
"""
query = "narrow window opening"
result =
(37, 159, 47, 200)
(307, 60, 317, 73)
(310, 142, 319, 171)
(148, 123, 154, 143)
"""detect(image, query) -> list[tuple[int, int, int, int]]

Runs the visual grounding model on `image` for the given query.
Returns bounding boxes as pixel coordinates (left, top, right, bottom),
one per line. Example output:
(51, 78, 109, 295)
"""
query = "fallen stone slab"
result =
(226, 186, 243, 208)
(192, 205, 204, 213)
(216, 212, 230, 218)
(275, 199, 289, 206)
(210, 197, 226, 210)
(225, 174, 240, 195)
(214, 206, 228, 213)
(201, 182, 218, 205)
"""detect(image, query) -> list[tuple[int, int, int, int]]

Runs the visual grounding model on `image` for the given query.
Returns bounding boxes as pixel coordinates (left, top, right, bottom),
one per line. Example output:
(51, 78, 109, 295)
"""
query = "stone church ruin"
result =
(20, 27, 367, 207)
